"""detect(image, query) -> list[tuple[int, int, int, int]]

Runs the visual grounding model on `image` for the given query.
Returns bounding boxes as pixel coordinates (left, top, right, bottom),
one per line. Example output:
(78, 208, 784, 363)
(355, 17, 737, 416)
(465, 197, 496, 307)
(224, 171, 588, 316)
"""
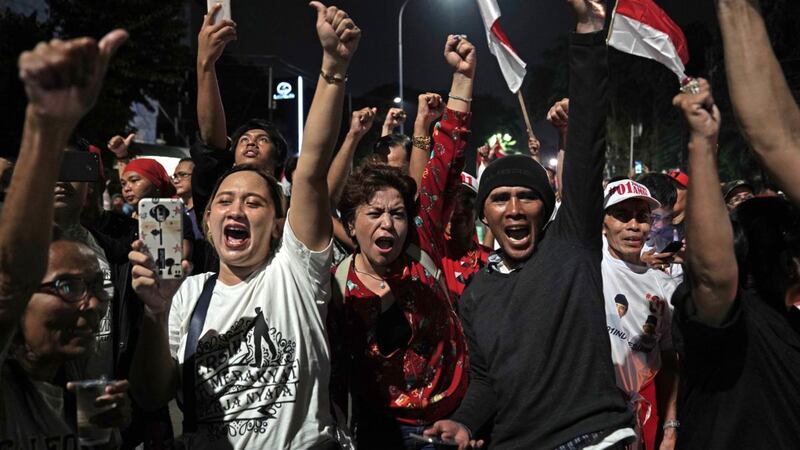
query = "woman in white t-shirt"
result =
(127, 4, 361, 448)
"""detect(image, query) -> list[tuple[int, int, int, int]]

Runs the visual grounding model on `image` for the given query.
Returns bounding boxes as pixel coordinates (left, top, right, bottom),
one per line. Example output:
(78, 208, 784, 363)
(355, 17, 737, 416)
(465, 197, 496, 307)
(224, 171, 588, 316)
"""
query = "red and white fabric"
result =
(607, 0, 689, 82)
(476, 0, 526, 93)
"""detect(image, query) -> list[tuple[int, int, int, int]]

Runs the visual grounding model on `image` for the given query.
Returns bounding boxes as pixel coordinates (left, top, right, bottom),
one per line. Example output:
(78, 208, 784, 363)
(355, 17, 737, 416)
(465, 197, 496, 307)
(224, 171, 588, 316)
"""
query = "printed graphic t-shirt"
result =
(602, 237, 678, 395)
(169, 219, 335, 449)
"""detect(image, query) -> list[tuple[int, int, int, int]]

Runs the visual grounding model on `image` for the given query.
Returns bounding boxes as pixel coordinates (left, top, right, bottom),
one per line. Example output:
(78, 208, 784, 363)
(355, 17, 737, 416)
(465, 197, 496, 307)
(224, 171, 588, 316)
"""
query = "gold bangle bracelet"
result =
(320, 69, 347, 84)
(412, 135, 432, 151)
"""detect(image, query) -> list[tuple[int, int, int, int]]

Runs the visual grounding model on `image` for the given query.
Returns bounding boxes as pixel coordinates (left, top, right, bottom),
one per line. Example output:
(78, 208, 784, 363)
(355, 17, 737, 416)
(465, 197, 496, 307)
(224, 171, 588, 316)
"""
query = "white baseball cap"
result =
(460, 172, 479, 194)
(604, 179, 661, 210)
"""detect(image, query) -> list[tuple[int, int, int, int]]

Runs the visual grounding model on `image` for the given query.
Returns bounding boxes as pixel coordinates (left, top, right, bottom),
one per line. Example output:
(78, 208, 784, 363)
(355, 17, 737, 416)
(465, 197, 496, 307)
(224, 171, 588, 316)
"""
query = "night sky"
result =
(210, 0, 715, 105)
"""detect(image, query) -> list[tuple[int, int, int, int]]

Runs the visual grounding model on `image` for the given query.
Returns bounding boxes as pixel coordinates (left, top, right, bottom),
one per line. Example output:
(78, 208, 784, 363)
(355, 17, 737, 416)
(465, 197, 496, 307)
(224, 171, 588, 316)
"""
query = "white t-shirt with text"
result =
(602, 237, 678, 395)
(169, 219, 335, 449)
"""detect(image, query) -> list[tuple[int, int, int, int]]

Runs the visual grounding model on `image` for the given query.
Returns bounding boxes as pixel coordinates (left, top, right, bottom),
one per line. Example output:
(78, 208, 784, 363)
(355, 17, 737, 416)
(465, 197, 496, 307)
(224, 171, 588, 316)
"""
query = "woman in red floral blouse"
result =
(329, 35, 477, 449)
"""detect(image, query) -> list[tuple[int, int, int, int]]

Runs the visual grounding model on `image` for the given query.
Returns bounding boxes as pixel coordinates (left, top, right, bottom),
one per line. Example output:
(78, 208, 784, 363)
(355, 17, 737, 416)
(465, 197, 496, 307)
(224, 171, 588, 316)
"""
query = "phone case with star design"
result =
(138, 198, 185, 279)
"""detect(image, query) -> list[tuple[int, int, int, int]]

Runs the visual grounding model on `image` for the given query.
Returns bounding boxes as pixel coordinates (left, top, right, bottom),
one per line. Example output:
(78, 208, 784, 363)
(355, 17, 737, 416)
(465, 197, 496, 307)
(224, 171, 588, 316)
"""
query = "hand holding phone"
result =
(659, 240, 683, 254)
(138, 198, 185, 279)
(409, 433, 458, 447)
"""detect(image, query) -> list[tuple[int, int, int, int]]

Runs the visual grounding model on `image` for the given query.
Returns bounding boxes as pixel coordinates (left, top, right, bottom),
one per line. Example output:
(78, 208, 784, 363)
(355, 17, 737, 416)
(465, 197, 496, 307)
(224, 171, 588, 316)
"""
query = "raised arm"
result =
(414, 35, 475, 256)
(196, 3, 237, 149)
(549, 0, 607, 245)
(409, 93, 445, 190)
(290, 1, 361, 251)
(673, 79, 737, 325)
(717, 0, 800, 205)
(546, 97, 569, 200)
(327, 106, 375, 205)
(0, 31, 126, 327)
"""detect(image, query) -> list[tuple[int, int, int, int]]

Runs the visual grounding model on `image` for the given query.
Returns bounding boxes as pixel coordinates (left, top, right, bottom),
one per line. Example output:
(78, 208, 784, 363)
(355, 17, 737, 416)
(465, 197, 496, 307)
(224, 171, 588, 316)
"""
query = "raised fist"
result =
(416, 93, 445, 128)
(349, 107, 377, 138)
(547, 98, 570, 133)
(198, 3, 237, 69)
(18, 29, 128, 124)
(382, 107, 407, 135)
(310, 2, 361, 64)
(567, 0, 606, 34)
(444, 35, 476, 78)
(672, 78, 721, 143)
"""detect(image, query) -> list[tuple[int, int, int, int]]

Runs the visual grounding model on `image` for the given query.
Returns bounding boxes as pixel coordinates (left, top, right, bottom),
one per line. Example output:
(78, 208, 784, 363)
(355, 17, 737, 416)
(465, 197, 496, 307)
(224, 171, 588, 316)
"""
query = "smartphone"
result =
(139, 198, 184, 279)
(659, 240, 683, 254)
(408, 433, 457, 447)
(634, 160, 643, 175)
(59, 151, 101, 182)
(207, 0, 231, 23)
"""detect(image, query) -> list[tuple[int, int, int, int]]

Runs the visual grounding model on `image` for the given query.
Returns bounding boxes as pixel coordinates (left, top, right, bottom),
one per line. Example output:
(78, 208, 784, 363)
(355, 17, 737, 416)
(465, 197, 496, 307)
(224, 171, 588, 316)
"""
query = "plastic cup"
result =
(73, 378, 113, 446)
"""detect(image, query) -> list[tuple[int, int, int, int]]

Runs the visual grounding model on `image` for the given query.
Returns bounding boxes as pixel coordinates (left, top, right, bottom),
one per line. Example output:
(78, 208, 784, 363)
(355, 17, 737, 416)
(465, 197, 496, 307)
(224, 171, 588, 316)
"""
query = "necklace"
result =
(353, 255, 387, 289)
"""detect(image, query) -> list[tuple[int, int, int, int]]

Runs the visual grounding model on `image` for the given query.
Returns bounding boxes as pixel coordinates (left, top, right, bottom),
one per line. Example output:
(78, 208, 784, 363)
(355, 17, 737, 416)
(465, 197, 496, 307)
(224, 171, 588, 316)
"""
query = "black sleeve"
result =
(449, 288, 497, 434)
(671, 280, 744, 357)
(190, 139, 234, 221)
(549, 31, 609, 248)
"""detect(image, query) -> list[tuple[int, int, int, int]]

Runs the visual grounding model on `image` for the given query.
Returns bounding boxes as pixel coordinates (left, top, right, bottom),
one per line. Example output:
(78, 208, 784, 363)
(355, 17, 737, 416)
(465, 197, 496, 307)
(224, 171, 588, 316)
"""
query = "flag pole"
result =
(516, 90, 535, 139)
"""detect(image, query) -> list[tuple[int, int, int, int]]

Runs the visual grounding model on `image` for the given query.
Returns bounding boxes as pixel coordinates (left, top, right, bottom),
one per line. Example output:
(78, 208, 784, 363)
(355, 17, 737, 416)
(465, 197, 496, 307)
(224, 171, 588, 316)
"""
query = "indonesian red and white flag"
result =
(476, 0, 526, 93)
(607, 0, 689, 82)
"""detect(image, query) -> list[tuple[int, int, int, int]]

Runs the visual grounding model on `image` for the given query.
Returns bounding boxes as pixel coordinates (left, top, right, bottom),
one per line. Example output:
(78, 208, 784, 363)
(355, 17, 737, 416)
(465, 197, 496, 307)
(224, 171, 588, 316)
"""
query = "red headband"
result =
(123, 158, 177, 197)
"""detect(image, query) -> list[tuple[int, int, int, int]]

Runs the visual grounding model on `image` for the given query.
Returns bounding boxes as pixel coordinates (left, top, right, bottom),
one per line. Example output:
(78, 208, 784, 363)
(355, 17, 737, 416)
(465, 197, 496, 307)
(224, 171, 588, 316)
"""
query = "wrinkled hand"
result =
(547, 98, 570, 133)
(382, 107, 407, 134)
(673, 78, 720, 143)
(129, 240, 190, 316)
(567, 0, 606, 34)
(349, 107, 376, 138)
(416, 93, 445, 128)
(444, 35, 476, 78)
(424, 420, 484, 450)
(18, 29, 128, 124)
(527, 134, 541, 156)
(107, 133, 135, 159)
(310, 2, 361, 64)
(198, 4, 237, 68)
(67, 379, 132, 429)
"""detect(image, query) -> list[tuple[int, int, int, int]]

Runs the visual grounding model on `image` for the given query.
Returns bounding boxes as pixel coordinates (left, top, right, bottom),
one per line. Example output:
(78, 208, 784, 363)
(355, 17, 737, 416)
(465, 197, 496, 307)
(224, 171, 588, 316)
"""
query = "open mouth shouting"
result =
(505, 224, 531, 247)
(374, 236, 396, 255)
(224, 222, 251, 250)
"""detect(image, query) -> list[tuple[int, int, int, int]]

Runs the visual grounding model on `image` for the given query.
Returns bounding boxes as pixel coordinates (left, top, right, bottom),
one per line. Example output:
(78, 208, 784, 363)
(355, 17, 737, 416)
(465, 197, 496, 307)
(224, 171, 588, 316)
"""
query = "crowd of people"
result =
(1, 0, 799, 449)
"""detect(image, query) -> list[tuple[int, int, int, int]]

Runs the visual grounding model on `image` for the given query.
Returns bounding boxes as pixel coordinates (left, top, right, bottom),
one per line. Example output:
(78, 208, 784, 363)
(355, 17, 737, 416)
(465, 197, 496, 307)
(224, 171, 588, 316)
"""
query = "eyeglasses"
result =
(607, 208, 652, 224)
(39, 276, 111, 304)
(172, 171, 192, 181)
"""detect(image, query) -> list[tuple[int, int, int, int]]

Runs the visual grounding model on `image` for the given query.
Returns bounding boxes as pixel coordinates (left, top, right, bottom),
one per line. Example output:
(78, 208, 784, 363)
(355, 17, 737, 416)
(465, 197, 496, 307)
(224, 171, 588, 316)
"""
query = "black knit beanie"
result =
(476, 155, 556, 220)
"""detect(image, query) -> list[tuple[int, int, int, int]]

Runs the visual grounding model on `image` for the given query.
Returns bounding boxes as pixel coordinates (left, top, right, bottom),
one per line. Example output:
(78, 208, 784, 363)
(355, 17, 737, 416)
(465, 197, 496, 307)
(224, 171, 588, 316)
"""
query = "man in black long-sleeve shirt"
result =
(425, 0, 634, 448)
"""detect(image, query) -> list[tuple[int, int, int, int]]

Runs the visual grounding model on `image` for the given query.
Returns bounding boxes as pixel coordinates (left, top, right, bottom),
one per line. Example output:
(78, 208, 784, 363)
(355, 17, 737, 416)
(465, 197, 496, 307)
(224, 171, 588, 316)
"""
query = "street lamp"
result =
(398, 0, 412, 134)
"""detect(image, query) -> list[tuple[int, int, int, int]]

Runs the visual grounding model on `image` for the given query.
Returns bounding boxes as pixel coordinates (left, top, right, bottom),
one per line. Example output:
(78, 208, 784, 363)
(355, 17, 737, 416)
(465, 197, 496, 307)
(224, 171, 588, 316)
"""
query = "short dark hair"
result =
(731, 197, 800, 311)
(338, 163, 417, 244)
(177, 157, 195, 166)
(374, 134, 412, 160)
(636, 173, 677, 210)
(230, 119, 289, 175)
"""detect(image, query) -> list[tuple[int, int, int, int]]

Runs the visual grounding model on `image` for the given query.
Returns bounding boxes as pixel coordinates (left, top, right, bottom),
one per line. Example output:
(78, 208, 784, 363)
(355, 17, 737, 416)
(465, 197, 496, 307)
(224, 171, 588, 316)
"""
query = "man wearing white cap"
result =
(602, 179, 680, 449)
